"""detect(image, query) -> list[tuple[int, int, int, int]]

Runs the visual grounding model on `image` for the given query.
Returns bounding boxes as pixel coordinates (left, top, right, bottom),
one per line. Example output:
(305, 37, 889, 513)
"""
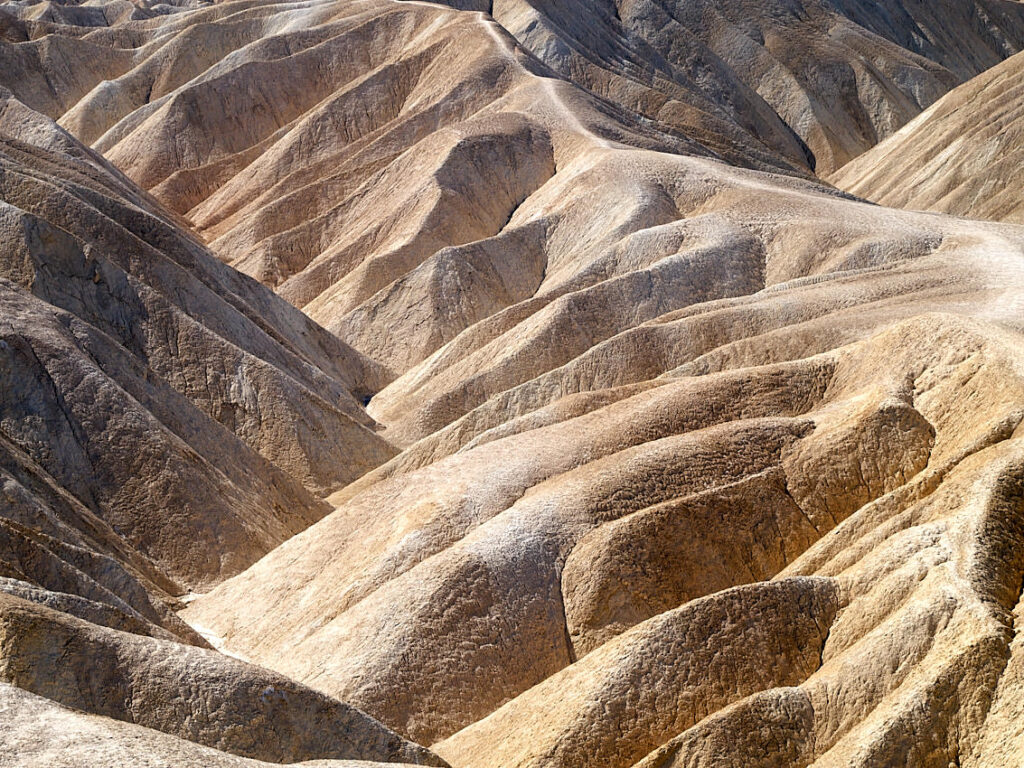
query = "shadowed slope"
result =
(831, 49, 1024, 224)
(0, 595, 445, 765)
(0, 89, 397, 644)
(0, 682, 432, 768)
(440, 0, 1024, 173)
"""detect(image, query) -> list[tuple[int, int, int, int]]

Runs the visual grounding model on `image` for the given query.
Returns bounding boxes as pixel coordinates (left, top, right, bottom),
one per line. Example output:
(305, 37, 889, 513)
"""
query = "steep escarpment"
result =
(0, 90, 397, 639)
(0, 58, 441, 768)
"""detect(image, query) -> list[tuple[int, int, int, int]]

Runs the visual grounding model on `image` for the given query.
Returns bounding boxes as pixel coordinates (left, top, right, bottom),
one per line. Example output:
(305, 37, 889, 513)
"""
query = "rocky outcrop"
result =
(0, 80, 399, 665)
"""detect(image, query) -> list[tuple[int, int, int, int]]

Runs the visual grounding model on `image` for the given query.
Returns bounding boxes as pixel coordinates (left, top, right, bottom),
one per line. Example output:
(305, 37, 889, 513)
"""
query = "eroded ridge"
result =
(0, 0, 1023, 766)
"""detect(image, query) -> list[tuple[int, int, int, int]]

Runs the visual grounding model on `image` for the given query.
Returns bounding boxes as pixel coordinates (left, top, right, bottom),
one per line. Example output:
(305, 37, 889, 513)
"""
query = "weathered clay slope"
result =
(439, 0, 1024, 173)
(2, 0, 1022, 379)
(831, 49, 1024, 224)
(0, 0, 1023, 766)
(0, 89, 395, 493)
(188, 302, 1024, 762)
(0, 62, 444, 768)
(430, 320, 1024, 768)
(0, 595, 445, 765)
(0, 684, 435, 768)
(0, 86, 400, 651)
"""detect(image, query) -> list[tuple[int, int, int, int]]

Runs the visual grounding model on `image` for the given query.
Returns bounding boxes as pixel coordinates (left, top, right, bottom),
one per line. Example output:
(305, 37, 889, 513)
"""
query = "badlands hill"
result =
(3, 0, 1024, 375)
(831, 48, 1024, 225)
(0, 0, 1022, 766)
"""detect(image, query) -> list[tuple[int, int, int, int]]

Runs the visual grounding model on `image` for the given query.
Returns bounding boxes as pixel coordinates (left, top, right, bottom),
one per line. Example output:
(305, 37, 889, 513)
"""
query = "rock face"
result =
(0, 0, 1024, 766)
(0, 83, 401, 583)
(444, 0, 1024, 173)
(0, 52, 429, 768)
(831, 49, 1024, 224)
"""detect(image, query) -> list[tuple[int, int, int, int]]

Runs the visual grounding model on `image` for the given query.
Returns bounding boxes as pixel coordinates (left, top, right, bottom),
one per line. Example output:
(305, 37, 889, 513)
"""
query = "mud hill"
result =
(831, 48, 1024, 225)
(0, 0, 1023, 766)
